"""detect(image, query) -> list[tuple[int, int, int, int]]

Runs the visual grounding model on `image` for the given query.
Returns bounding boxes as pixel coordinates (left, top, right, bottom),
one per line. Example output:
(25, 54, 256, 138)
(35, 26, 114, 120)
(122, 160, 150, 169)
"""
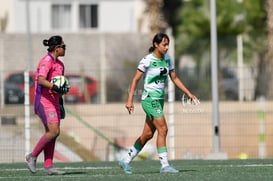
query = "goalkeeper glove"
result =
(51, 85, 69, 94)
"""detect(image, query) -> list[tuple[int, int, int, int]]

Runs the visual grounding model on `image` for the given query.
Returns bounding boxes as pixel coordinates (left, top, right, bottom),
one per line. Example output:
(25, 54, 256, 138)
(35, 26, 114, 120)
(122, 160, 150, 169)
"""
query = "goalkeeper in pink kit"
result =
(26, 35, 69, 175)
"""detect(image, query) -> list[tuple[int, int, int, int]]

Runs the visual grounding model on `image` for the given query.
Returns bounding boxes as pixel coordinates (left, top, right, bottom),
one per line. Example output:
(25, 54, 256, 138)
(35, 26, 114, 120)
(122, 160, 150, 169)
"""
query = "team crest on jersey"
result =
(40, 64, 46, 69)
(152, 62, 157, 66)
(49, 112, 55, 119)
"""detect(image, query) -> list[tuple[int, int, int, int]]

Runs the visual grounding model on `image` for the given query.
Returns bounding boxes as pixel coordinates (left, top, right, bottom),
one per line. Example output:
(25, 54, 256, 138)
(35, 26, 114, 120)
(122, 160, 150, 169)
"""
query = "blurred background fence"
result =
(1, 91, 273, 163)
(0, 33, 272, 162)
(0, 0, 273, 163)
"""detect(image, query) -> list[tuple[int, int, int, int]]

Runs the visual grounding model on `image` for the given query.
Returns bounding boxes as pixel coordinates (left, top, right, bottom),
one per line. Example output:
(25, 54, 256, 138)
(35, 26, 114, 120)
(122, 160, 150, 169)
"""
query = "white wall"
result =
(3, 0, 144, 33)
(30, 1, 52, 33)
(99, 1, 136, 32)
(14, 0, 26, 33)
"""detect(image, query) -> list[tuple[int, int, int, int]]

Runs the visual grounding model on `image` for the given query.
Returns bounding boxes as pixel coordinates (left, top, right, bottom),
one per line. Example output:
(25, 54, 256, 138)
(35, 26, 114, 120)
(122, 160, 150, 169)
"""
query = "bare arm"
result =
(38, 76, 54, 89)
(169, 70, 198, 101)
(126, 69, 143, 114)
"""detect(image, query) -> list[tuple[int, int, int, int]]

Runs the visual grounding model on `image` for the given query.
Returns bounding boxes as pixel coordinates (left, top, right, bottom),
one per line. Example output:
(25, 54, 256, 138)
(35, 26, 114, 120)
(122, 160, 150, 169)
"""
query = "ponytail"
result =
(43, 39, 49, 46)
(42, 35, 63, 52)
(148, 46, 155, 53)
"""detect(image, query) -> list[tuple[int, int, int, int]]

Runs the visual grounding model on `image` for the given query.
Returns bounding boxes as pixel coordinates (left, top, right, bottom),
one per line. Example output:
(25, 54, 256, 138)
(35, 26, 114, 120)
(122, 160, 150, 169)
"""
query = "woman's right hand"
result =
(125, 101, 134, 114)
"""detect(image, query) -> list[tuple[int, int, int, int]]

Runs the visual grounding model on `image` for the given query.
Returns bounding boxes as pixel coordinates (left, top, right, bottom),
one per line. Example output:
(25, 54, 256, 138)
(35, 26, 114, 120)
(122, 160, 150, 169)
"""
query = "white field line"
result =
(207, 164, 273, 167)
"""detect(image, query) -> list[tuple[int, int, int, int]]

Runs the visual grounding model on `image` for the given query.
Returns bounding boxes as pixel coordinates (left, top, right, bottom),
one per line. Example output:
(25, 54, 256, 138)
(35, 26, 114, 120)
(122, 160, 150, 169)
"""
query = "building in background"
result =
(0, 0, 150, 33)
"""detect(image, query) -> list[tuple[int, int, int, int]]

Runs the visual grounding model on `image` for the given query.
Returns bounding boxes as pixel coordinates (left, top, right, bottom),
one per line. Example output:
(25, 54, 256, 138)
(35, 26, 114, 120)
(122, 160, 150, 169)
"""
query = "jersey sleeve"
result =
(38, 56, 52, 78)
(165, 54, 174, 71)
(137, 56, 150, 72)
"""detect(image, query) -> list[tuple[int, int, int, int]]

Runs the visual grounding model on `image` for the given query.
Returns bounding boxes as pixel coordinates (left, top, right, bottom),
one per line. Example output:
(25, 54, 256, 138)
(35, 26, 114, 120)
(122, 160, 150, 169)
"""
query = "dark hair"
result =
(148, 33, 170, 53)
(43, 35, 63, 52)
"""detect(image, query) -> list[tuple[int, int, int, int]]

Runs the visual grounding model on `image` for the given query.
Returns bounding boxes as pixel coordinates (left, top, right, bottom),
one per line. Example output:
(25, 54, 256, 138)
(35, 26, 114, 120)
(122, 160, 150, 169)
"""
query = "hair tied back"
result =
(43, 39, 49, 46)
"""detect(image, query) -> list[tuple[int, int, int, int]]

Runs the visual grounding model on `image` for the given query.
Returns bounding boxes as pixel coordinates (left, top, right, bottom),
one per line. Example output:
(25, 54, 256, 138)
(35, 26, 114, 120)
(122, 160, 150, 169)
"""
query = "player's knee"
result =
(146, 131, 154, 140)
(142, 130, 154, 141)
(158, 126, 168, 136)
(54, 129, 60, 138)
(48, 129, 60, 139)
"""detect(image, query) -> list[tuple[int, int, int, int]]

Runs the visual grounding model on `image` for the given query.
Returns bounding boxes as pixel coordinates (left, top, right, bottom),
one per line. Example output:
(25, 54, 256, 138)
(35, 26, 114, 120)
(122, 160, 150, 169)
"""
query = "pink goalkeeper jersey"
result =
(34, 53, 65, 114)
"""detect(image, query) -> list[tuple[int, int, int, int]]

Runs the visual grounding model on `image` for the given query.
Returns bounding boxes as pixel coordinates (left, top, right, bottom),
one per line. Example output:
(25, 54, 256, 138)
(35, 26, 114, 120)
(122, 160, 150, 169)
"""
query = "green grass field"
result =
(1, 159, 273, 181)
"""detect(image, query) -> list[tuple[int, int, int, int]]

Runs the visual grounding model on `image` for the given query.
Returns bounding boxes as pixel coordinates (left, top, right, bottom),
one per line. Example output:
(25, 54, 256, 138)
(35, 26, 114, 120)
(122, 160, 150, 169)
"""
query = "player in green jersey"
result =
(119, 33, 199, 174)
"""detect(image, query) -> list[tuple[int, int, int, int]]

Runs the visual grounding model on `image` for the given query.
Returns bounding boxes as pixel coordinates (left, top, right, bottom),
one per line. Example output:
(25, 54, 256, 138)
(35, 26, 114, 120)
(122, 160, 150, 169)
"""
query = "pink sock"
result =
(32, 135, 50, 157)
(44, 139, 56, 168)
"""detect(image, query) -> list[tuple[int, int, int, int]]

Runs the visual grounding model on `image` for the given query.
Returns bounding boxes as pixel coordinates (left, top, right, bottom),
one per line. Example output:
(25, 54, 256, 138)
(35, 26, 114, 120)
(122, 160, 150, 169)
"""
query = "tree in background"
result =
(175, 0, 216, 100)
(0, 12, 8, 32)
(242, 0, 268, 99)
(145, 0, 184, 36)
(174, 0, 269, 100)
(162, 0, 183, 36)
(146, 0, 167, 38)
(266, 0, 273, 99)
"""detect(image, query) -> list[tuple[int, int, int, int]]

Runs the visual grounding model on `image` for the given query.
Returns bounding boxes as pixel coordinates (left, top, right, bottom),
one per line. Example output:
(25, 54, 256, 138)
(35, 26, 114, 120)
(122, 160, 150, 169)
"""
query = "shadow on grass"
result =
(63, 171, 87, 175)
(179, 169, 197, 173)
(25, 171, 87, 177)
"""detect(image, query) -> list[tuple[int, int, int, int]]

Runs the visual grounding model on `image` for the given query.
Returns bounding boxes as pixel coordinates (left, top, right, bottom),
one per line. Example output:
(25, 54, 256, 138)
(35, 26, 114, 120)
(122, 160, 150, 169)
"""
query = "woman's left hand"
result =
(188, 93, 200, 105)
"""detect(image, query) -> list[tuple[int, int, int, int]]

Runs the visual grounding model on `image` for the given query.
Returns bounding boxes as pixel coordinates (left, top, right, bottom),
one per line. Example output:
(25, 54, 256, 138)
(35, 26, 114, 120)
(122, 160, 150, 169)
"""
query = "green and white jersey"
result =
(138, 53, 174, 100)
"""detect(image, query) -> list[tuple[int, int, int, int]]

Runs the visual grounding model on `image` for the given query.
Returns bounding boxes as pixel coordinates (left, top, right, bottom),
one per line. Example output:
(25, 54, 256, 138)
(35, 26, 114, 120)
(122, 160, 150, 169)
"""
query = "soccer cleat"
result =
(44, 167, 66, 175)
(119, 160, 132, 174)
(26, 153, 37, 173)
(160, 165, 179, 173)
